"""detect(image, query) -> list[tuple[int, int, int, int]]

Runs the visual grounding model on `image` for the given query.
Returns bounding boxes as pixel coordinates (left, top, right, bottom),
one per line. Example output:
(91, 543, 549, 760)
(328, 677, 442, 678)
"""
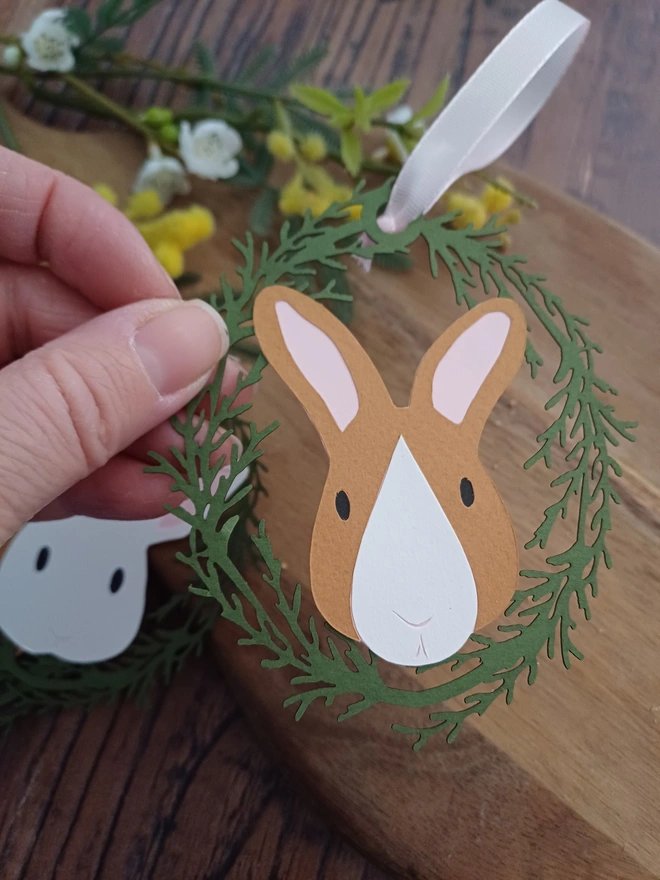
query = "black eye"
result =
(335, 490, 350, 521)
(35, 546, 50, 571)
(109, 568, 125, 594)
(460, 478, 475, 507)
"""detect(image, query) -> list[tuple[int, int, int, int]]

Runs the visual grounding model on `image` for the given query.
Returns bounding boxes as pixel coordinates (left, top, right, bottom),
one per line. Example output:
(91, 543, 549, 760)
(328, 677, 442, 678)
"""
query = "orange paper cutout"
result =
(254, 286, 527, 665)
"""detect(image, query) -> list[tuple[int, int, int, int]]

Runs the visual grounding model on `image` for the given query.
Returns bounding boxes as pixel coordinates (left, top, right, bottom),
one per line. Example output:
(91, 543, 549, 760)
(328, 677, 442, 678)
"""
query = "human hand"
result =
(0, 148, 244, 544)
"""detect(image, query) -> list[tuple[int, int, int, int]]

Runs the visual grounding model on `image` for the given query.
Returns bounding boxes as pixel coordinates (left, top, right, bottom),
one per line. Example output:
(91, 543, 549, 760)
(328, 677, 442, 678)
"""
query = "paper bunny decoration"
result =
(254, 286, 527, 667)
(0, 512, 192, 663)
(0, 468, 249, 663)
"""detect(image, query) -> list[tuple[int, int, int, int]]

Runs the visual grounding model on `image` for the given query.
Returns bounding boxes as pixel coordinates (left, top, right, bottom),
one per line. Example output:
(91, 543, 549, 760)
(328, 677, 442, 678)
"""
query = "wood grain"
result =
(223, 173, 660, 879)
(0, 2, 659, 879)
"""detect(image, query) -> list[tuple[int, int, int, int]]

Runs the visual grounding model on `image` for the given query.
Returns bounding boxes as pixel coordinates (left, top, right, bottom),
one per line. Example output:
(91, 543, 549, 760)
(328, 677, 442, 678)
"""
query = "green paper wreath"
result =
(143, 179, 636, 748)
(0, 180, 635, 743)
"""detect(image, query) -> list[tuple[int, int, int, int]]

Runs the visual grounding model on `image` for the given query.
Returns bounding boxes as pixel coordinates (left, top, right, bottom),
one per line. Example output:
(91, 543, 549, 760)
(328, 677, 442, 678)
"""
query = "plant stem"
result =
(27, 85, 267, 135)
(0, 42, 538, 209)
(30, 85, 109, 117)
(171, 106, 268, 130)
(0, 101, 20, 152)
(75, 63, 300, 106)
(326, 149, 398, 176)
(63, 73, 156, 143)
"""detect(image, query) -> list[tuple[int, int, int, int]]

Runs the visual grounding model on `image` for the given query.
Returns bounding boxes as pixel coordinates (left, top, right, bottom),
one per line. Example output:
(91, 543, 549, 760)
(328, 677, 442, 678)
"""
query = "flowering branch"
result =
(0, 3, 535, 265)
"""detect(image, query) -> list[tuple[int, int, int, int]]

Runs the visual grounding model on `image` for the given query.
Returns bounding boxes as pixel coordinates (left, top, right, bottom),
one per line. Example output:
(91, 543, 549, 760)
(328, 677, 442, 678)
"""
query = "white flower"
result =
(2, 45, 22, 70)
(21, 9, 79, 73)
(386, 105, 415, 126)
(385, 106, 413, 163)
(133, 146, 191, 206)
(179, 120, 242, 180)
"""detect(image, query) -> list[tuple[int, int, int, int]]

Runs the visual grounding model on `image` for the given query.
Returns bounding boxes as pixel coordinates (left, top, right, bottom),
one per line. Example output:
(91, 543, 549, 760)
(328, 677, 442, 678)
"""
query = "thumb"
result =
(0, 297, 228, 542)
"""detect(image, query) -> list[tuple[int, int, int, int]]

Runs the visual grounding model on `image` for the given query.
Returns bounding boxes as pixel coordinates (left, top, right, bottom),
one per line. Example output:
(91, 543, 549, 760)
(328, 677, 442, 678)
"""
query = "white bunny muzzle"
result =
(350, 436, 478, 666)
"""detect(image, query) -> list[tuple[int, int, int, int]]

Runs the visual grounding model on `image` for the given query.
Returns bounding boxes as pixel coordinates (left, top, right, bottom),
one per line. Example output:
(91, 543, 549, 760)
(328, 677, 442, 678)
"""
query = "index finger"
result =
(0, 147, 180, 310)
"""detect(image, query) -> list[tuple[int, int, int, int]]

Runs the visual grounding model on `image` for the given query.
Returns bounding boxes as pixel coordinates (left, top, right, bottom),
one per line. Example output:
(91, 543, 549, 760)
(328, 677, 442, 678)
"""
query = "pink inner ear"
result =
(432, 311, 511, 423)
(159, 513, 180, 530)
(275, 301, 359, 431)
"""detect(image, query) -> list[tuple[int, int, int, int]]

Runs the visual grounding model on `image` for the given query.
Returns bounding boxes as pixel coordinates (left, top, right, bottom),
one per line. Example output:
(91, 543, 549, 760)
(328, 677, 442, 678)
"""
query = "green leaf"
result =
(269, 44, 328, 90)
(290, 84, 346, 117)
(274, 100, 292, 136)
(412, 74, 450, 121)
(0, 101, 21, 153)
(340, 127, 362, 176)
(231, 144, 274, 188)
(96, 0, 123, 31)
(194, 42, 215, 76)
(367, 79, 409, 115)
(64, 8, 92, 40)
(289, 108, 340, 151)
(328, 108, 355, 129)
(237, 46, 278, 84)
(90, 36, 124, 56)
(115, 0, 163, 30)
(189, 43, 215, 108)
(353, 87, 371, 132)
(249, 187, 278, 237)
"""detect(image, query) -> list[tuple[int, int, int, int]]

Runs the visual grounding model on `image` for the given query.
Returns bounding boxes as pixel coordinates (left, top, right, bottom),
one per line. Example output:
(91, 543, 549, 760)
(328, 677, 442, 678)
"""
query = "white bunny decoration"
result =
(0, 465, 249, 663)
(0, 512, 191, 663)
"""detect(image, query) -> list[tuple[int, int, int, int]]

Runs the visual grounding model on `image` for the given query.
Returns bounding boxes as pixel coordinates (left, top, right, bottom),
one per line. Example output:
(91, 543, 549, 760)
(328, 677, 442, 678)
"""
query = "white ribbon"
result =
(374, 0, 589, 236)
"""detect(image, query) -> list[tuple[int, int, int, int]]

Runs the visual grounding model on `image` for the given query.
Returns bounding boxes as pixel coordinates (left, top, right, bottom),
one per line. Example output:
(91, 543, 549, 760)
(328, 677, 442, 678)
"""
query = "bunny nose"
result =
(392, 611, 433, 628)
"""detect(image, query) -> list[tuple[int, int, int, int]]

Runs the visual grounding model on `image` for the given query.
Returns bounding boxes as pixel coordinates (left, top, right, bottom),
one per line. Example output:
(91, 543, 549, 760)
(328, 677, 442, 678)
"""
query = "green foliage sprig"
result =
(0, 595, 216, 731)
(143, 180, 635, 748)
(292, 76, 448, 175)
(66, 0, 164, 59)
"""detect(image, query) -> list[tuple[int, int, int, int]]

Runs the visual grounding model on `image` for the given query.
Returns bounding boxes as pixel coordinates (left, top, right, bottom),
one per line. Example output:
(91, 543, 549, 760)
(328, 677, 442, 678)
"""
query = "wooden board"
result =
(2, 102, 658, 880)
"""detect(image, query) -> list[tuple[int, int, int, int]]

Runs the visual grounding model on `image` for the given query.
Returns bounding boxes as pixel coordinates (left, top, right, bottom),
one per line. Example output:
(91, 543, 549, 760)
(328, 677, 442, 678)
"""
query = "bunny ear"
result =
(410, 299, 527, 434)
(254, 286, 392, 447)
(132, 503, 193, 547)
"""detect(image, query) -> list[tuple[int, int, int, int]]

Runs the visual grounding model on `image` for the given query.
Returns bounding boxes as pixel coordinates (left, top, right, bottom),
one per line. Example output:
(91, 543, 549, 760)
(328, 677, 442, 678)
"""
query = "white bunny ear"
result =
(136, 504, 193, 547)
(254, 286, 392, 449)
(274, 300, 359, 431)
(411, 300, 527, 430)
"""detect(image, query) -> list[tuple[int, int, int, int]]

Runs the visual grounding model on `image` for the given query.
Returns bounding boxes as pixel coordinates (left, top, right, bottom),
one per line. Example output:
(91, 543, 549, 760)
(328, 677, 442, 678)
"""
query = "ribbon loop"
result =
(377, 0, 589, 235)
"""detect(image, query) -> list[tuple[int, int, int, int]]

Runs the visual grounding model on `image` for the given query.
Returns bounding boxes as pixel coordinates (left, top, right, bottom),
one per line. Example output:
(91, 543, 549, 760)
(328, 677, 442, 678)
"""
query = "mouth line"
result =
(49, 628, 73, 642)
(392, 611, 433, 629)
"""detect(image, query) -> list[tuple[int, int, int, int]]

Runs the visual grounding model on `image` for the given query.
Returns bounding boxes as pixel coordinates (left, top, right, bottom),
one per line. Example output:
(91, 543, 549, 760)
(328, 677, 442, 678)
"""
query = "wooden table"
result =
(0, 2, 659, 879)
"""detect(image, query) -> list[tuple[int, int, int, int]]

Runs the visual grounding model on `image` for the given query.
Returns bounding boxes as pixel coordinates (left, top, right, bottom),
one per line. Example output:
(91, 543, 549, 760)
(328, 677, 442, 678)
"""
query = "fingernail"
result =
(222, 354, 258, 396)
(135, 300, 229, 396)
(228, 433, 244, 458)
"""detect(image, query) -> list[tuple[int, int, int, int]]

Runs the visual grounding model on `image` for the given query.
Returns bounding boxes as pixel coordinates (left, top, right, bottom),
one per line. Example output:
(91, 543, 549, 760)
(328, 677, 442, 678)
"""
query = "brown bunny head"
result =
(254, 286, 527, 666)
